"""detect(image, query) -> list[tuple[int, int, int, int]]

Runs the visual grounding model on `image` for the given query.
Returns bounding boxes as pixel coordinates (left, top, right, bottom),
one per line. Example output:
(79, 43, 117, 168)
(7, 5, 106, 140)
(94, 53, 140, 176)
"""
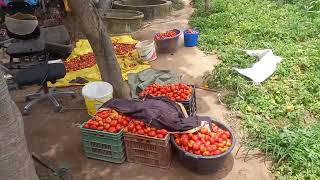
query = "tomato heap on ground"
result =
(174, 124, 232, 156)
(139, 83, 192, 102)
(113, 43, 136, 55)
(83, 109, 130, 133)
(124, 120, 168, 139)
(154, 30, 177, 40)
(64, 52, 96, 72)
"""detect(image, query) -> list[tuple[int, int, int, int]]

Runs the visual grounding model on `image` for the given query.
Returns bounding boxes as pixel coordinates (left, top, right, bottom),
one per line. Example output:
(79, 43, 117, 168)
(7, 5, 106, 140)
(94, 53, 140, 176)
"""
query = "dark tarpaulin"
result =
(102, 95, 211, 132)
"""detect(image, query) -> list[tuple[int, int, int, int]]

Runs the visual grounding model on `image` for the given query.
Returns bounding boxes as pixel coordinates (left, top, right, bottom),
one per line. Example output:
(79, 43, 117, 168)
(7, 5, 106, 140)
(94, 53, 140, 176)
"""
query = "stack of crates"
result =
(124, 133, 172, 168)
(80, 122, 126, 163)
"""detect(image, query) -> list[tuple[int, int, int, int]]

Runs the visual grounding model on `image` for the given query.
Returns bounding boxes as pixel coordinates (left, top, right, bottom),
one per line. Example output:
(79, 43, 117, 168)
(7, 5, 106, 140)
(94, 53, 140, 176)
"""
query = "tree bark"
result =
(68, 0, 127, 98)
(0, 70, 39, 180)
(205, 0, 210, 11)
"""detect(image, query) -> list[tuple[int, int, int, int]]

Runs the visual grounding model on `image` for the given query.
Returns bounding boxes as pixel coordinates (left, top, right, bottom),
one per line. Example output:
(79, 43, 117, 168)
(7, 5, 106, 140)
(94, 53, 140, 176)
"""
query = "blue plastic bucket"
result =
(183, 29, 199, 47)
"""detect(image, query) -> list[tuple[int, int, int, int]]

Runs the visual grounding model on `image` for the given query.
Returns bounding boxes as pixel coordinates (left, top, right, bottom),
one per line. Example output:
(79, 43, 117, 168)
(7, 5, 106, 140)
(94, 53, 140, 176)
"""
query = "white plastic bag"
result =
(235, 49, 282, 83)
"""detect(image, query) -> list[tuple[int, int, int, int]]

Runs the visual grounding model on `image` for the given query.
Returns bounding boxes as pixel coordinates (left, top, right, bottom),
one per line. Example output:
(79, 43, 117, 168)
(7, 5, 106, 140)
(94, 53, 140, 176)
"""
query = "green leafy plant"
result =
(190, 0, 320, 179)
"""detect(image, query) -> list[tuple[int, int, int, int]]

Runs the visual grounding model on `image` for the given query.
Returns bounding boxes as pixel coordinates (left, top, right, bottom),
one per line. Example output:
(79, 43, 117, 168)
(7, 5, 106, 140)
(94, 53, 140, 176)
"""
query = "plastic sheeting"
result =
(48, 35, 151, 87)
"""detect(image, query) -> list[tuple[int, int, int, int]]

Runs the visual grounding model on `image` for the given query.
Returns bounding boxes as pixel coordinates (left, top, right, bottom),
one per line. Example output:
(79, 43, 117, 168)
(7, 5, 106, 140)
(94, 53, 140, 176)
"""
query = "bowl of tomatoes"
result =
(171, 120, 236, 174)
(154, 29, 181, 53)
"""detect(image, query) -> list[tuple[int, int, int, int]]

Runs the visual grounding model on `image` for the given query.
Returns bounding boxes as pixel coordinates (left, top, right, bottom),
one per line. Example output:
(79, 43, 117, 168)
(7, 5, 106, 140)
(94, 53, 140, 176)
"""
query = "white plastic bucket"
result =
(82, 81, 113, 116)
(136, 40, 157, 61)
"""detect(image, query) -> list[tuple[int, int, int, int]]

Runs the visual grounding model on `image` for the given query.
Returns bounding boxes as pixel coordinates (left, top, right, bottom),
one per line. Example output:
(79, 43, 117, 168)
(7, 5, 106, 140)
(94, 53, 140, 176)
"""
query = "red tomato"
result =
(105, 117, 112, 123)
(175, 138, 181, 145)
(200, 128, 209, 135)
(127, 124, 134, 130)
(98, 121, 103, 126)
(188, 140, 195, 148)
(108, 127, 116, 133)
(157, 134, 164, 139)
(191, 135, 199, 141)
(209, 137, 216, 145)
(224, 131, 231, 138)
(202, 151, 210, 156)
(110, 120, 118, 127)
(132, 128, 137, 133)
(83, 124, 90, 129)
(200, 144, 206, 153)
(205, 135, 211, 141)
(194, 150, 201, 155)
(213, 150, 222, 155)
(118, 118, 124, 124)
(116, 124, 122, 131)
(181, 134, 189, 140)
(148, 131, 156, 137)
(124, 127, 128, 133)
(212, 126, 219, 133)
(136, 125, 142, 130)
(97, 126, 104, 131)
(221, 134, 228, 140)
(193, 143, 200, 151)
(123, 120, 129, 126)
(159, 129, 168, 136)
(181, 138, 189, 147)
(137, 129, 144, 135)
(104, 124, 110, 130)
(212, 145, 218, 151)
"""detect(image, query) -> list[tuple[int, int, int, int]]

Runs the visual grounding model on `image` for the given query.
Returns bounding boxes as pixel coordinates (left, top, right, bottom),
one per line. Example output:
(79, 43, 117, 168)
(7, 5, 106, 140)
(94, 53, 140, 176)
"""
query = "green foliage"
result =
(190, 0, 320, 179)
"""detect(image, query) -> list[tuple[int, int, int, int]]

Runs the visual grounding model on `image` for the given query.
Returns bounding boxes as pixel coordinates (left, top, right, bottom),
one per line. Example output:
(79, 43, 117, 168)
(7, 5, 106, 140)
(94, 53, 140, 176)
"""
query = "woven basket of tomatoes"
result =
(154, 29, 181, 53)
(80, 109, 132, 163)
(123, 120, 172, 169)
(171, 120, 236, 174)
(139, 83, 197, 116)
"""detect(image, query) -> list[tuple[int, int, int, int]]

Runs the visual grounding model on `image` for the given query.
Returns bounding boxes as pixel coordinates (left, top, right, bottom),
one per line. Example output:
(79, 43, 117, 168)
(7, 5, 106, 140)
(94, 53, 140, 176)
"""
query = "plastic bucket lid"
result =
(82, 81, 113, 99)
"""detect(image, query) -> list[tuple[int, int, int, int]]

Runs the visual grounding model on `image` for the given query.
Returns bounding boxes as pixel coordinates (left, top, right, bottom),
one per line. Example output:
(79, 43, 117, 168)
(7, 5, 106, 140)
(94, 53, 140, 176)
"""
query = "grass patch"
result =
(190, 0, 320, 179)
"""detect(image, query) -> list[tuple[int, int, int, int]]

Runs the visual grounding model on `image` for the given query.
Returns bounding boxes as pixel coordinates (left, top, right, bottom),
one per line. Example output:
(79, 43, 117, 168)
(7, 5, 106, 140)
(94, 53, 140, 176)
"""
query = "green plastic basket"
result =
(85, 152, 126, 164)
(80, 122, 126, 163)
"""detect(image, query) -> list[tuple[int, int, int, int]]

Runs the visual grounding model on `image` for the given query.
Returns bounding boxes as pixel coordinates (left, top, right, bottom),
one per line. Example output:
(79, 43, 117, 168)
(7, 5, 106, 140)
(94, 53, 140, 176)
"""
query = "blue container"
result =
(183, 29, 199, 47)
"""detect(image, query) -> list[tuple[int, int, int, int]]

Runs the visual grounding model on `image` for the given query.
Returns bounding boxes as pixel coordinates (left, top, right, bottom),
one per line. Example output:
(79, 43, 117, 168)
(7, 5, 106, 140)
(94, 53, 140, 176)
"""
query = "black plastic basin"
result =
(171, 120, 236, 174)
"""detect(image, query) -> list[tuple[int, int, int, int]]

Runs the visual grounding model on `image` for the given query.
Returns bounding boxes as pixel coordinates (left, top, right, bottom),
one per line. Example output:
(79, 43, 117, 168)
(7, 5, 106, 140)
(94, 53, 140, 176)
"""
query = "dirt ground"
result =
(9, 1, 273, 180)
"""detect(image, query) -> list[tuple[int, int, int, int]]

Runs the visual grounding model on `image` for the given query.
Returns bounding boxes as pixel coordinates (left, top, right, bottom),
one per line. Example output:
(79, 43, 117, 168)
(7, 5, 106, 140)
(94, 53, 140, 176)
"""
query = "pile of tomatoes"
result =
(83, 109, 130, 133)
(154, 30, 177, 40)
(174, 124, 232, 156)
(65, 52, 96, 72)
(83, 109, 168, 139)
(139, 83, 193, 102)
(113, 43, 136, 55)
(124, 120, 168, 139)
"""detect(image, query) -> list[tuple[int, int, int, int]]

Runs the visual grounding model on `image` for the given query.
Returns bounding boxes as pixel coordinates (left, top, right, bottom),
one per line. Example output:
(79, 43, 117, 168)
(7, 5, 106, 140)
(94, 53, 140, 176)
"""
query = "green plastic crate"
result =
(85, 152, 126, 164)
(82, 140, 124, 154)
(80, 122, 126, 163)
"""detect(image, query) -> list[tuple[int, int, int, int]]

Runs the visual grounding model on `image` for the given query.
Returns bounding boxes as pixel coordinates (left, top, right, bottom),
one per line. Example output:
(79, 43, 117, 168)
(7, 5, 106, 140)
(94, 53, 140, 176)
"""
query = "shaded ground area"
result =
(10, 1, 272, 180)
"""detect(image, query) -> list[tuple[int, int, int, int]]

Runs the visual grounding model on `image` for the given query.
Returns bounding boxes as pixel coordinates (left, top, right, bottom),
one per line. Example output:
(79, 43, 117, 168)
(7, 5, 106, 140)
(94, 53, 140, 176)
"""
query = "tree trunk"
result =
(0, 70, 39, 180)
(205, 0, 210, 11)
(68, 0, 127, 98)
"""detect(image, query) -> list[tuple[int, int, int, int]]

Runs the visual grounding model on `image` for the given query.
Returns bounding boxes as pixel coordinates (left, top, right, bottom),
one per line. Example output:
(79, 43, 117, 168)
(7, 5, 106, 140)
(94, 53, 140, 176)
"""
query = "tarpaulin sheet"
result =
(48, 35, 150, 87)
